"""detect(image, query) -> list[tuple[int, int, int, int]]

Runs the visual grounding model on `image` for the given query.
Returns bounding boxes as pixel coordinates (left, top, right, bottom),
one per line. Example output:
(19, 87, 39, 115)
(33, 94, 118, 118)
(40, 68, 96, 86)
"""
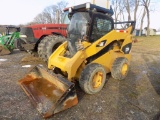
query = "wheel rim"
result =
(92, 72, 103, 88)
(121, 63, 128, 76)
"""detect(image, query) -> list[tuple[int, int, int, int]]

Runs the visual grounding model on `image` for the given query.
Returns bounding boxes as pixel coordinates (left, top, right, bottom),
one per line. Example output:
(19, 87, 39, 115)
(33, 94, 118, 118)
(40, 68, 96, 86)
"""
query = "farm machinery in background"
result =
(19, 11, 69, 61)
(0, 26, 20, 55)
(0, 10, 69, 56)
(18, 2, 135, 118)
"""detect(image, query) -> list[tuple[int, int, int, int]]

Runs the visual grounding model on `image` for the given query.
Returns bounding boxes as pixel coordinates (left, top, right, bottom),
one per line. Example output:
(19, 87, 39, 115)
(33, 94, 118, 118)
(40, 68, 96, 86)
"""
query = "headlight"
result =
(125, 47, 130, 53)
(122, 43, 132, 54)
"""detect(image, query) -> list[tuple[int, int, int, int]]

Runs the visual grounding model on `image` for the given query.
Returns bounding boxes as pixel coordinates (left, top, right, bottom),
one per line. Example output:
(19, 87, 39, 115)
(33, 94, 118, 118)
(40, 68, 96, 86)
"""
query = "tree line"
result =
(30, 0, 68, 24)
(31, 0, 158, 36)
(112, 0, 158, 36)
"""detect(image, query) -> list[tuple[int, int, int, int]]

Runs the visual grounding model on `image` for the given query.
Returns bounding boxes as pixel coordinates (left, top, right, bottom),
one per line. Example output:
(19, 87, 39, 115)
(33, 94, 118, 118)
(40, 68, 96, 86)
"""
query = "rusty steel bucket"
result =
(0, 45, 11, 56)
(18, 65, 78, 118)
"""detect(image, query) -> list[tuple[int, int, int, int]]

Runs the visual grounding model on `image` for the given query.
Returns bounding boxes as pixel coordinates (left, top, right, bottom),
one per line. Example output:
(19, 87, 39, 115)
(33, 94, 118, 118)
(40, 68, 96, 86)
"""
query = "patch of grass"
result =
(132, 36, 160, 53)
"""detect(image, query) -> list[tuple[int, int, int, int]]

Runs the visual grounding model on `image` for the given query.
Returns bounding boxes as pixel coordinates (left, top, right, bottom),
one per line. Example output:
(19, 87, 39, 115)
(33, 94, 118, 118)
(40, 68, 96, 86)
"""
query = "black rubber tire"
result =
(79, 63, 107, 94)
(111, 57, 129, 80)
(46, 35, 66, 59)
(37, 37, 48, 61)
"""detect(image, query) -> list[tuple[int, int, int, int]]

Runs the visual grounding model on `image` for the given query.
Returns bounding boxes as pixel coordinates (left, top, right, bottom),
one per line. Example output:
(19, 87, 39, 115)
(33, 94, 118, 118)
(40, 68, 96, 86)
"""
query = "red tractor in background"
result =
(19, 11, 69, 61)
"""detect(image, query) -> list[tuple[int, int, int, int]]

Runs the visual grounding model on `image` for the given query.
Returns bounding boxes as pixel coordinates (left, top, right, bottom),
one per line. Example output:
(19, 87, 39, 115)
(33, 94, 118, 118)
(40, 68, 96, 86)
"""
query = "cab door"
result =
(89, 13, 114, 43)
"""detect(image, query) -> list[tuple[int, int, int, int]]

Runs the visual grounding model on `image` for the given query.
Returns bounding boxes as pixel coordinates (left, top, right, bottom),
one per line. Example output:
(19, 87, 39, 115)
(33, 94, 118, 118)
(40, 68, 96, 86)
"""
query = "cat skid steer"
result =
(18, 3, 135, 118)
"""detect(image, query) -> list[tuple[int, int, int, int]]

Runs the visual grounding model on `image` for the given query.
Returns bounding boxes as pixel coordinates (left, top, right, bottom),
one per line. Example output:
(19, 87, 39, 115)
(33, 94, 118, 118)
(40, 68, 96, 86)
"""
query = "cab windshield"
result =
(61, 11, 70, 24)
(68, 12, 90, 41)
(67, 12, 90, 56)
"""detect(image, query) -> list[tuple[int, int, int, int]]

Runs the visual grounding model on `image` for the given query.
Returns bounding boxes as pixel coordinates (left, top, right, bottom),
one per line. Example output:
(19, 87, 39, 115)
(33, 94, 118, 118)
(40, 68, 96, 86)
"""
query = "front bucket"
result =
(18, 65, 78, 118)
(0, 45, 11, 56)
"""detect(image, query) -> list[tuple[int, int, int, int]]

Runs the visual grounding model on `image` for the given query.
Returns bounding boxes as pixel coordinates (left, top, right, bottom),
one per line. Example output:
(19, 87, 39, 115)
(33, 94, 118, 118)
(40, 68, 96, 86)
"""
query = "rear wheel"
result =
(46, 35, 66, 59)
(79, 63, 107, 94)
(111, 57, 129, 80)
(38, 37, 48, 61)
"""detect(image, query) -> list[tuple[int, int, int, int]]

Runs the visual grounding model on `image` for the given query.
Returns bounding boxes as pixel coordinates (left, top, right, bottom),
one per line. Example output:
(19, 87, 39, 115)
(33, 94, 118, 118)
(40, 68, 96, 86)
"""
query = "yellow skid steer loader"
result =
(18, 3, 135, 118)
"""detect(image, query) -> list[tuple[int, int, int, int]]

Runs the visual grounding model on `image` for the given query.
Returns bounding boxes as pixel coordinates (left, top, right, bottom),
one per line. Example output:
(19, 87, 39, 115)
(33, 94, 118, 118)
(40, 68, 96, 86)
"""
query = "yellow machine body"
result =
(18, 3, 135, 118)
(48, 26, 133, 81)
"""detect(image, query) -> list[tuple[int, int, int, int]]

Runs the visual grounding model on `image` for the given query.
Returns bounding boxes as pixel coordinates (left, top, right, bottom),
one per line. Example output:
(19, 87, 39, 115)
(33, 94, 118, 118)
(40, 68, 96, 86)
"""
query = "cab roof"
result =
(6, 25, 20, 29)
(65, 3, 114, 16)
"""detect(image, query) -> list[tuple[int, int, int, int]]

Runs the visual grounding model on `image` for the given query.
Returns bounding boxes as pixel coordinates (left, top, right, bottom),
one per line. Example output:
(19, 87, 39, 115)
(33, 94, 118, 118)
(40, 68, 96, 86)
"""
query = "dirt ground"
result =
(0, 36, 160, 120)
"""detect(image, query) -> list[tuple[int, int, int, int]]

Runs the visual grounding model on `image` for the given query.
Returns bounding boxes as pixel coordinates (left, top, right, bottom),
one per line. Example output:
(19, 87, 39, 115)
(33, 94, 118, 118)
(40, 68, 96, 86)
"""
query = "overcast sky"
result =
(0, 0, 89, 25)
(0, 0, 159, 29)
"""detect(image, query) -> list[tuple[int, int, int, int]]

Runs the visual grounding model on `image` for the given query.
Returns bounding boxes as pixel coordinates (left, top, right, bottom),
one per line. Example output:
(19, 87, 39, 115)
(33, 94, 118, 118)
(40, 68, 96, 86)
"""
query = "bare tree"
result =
(124, 0, 132, 21)
(43, 5, 58, 23)
(34, 13, 46, 24)
(134, 0, 140, 21)
(56, 1, 68, 23)
(111, 0, 124, 23)
(111, 0, 158, 37)
(112, 0, 140, 30)
(123, 0, 140, 21)
(139, 7, 146, 36)
(112, 0, 140, 21)
(141, 0, 151, 36)
(111, 0, 126, 29)
(33, 0, 68, 24)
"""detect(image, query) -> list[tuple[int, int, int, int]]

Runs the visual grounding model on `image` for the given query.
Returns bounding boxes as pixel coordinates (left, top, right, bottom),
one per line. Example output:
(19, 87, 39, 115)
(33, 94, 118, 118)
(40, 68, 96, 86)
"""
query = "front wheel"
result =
(111, 57, 129, 80)
(79, 63, 107, 94)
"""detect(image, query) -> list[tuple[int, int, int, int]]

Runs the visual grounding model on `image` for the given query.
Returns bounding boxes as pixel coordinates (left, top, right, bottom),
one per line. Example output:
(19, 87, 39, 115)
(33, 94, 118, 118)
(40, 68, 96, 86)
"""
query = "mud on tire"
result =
(111, 57, 129, 80)
(79, 63, 107, 94)
(38, 37, 49, 62)
(46, 35, 66, 59)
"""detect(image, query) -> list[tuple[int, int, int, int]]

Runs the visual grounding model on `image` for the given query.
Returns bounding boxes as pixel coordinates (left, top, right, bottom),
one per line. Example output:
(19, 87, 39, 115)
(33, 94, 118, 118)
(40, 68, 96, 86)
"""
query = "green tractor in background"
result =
(0, 26, 20, 55)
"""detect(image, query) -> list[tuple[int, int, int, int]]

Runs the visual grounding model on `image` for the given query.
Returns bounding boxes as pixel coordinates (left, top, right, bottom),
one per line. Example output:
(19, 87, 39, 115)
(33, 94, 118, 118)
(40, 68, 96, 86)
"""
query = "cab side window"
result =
(91, 15, 112, 42)
(62, 12, 70, 24)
